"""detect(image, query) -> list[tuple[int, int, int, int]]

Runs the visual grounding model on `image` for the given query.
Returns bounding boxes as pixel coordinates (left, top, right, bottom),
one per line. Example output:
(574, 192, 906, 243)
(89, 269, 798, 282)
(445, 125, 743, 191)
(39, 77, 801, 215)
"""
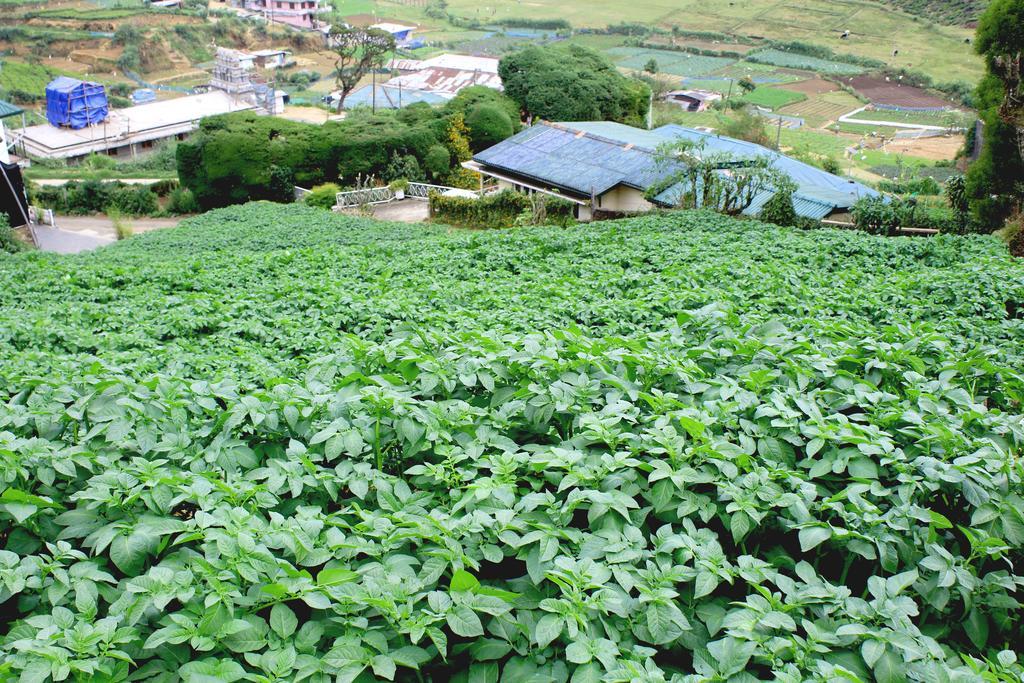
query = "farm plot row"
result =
(607, 47, 736, 77)
(0, 205, 1022, 682)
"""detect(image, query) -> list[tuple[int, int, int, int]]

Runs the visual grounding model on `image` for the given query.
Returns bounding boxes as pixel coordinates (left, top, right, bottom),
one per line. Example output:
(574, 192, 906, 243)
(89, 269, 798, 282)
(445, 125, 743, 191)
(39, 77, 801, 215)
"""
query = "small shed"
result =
(664, 89, 722, 112)
(45, 77, 108, 129)
(371, 22, 416, 43)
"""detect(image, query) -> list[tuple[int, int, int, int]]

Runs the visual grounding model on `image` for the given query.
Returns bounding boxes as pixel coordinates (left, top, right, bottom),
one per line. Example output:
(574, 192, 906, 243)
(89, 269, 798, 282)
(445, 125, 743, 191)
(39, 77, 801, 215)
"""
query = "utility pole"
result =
(775, 116, 783, 150)
(371, 66, 376, 114)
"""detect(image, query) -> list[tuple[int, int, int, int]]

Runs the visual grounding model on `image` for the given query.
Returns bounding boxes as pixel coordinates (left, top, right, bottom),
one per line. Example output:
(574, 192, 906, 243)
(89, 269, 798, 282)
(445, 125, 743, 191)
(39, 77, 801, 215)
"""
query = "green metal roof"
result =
(0, 99, 23, 119)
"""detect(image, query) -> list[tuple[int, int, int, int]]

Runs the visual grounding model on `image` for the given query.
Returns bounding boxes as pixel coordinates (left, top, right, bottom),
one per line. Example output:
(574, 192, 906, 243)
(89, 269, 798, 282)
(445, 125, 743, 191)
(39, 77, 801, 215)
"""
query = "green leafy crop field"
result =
(1, 204, 1022, 682)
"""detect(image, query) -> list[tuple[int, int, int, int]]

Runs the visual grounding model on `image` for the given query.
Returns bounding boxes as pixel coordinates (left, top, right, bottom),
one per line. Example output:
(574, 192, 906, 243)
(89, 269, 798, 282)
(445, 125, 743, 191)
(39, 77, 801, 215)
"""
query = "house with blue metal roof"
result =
(465, 121, 878, 221)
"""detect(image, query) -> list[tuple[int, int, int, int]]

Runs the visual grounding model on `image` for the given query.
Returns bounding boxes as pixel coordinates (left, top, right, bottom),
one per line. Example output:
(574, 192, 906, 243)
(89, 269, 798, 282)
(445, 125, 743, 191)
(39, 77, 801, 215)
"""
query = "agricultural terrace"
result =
(432, 0, 981, 82)
(1, 204, 1023, 681)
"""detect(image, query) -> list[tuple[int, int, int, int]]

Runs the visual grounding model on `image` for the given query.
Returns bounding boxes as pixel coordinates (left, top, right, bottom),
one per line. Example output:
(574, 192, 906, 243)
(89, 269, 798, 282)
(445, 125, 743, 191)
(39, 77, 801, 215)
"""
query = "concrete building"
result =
(339, 53, 503, 110)
(230, 0, 329, 30)
(17, 91, 257, 161)
(466, 121, 878, 221)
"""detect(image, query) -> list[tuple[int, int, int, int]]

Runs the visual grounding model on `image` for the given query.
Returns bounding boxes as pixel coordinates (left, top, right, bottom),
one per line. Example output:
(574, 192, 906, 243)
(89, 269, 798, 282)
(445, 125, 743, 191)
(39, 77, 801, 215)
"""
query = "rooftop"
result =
(19, 91, 256, 158)
(388, 66, 502, 95)
(371, 22, 416, 34)
(473, 121, 878, 219)
(0, 99, 23, 120)
(344, 84, 451, 110)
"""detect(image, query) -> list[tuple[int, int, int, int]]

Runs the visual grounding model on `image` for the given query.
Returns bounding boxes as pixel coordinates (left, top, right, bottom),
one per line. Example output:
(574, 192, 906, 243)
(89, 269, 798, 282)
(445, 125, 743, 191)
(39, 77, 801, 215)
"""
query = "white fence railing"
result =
(406, 182, 462, 199)
(335, 186, 395, 208)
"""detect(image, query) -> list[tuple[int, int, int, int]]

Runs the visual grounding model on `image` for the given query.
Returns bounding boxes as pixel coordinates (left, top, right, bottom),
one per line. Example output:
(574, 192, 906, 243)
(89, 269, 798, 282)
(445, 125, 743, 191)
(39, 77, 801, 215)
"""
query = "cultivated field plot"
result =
(840, 75, 958, 109)
(779, 77, 840, 96)
(606, 47, 736, 77)
(856, 107, 974, 127)
(740, 85, 806, 110)
(746, 48, 865, 75)
(714, 62, 803, 84)
(780, 90, 864, 126)
(1, 203, 1023, 682)
(439, 0, 981, 82)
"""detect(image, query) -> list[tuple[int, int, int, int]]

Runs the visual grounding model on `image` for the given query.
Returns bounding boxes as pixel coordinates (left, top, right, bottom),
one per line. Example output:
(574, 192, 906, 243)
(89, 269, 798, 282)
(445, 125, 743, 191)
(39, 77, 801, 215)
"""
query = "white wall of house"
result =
(595, 186, 652, 213)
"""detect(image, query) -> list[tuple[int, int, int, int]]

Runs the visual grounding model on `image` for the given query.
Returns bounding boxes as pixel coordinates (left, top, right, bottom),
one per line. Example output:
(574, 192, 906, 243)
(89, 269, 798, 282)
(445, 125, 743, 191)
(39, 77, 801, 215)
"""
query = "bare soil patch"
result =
(883, 134, 965, 161)
(779, 77, 838, 96)
(838, 75, 953, 109)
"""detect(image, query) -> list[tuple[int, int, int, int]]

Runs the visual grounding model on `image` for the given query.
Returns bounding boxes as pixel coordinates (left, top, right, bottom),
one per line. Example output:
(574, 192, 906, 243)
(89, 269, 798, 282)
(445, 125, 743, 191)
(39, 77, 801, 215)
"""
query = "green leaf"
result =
(534, 614, 562, 648)
(964, 607, 988, 650)
(446, 604, 483, 637)
(798, 525, 832, 552)
(450, 569, 480, 593)
(872, 647, 907, 683)
(270, 603, 297, 639)
(317, 567, 358, 587)
(371, 655, 396, 681)
(565, 640, 592, 664)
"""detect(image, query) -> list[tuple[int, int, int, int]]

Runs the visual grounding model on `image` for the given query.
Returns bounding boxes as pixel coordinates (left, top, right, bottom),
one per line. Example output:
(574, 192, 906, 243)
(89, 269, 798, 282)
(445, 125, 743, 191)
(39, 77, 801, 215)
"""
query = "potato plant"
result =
(0, 204, 1022, 682)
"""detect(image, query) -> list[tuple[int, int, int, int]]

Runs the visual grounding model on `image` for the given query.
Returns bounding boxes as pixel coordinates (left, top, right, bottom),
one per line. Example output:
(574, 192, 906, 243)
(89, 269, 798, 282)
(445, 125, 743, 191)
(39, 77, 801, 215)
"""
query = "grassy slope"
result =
(439, 0, 980, 83)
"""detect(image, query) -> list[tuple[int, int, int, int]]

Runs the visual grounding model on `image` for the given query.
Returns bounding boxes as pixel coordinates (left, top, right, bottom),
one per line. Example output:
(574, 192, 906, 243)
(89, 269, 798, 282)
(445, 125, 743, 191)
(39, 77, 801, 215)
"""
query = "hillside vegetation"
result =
(0, 205, 1022, 681)
(883, 0, 989, 24)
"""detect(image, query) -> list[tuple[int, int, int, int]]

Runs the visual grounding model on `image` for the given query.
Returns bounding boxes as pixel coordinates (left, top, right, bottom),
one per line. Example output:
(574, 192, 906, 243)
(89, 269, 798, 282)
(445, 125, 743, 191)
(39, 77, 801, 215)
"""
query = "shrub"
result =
(167, 187, 200, 215)
(66, 180, 114, 214)
(430, 188, 574, 228)
(465, 103, 515, 152)
(0, 213, 23, 254)
(424, 145, 452, 180)
(759, 184, 798, 227)
(110, 186, 159, 216)
(266, 165, 295, 203)
(851, 196, 906, 235)
(304, 183, 341, 210)
(107, 206, 134, 240)
(383, 153, 424, 183)
(877, 176, 942, 195)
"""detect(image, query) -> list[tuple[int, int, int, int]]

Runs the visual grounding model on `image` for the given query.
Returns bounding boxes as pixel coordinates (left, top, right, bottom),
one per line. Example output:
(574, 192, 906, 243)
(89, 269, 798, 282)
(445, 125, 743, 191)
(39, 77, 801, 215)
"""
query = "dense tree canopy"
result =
(965, 0, 1024, 230)
(498, 45, 651, 126)
(177, 106, 453, 209)
(464, 104, 515, 152)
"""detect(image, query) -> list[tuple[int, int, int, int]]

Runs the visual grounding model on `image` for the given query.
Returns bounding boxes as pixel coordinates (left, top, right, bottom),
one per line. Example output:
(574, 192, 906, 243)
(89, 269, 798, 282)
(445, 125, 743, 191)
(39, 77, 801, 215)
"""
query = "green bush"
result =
(110, 186, 159, 216)
(179, 110, 458, 210)
(424, 145, 452, 181)
(167, 187, 200, 215)
(0, 213, 23, 254)
(465, 103, 515, 152)
(877, 176, 942, 195)
(304, 183, 341, 210)
(430, 188, 574, 228)
(758, 186, 798, 227)
(851, 196, 906, 235)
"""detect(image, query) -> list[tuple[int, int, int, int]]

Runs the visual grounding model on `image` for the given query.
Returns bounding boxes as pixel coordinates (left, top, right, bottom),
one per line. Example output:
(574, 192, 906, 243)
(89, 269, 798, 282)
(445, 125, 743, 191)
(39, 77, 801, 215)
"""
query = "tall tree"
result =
(328, 26, 396, 112)
(965, 0, 1024, 230)
(498, 45, 651, 126)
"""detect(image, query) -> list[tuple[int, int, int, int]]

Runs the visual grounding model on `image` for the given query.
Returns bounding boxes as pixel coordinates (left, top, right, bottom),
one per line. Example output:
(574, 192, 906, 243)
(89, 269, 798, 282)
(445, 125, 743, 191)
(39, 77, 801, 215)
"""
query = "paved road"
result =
(32, 225, 114, 254)
(31, 216, 182, 254)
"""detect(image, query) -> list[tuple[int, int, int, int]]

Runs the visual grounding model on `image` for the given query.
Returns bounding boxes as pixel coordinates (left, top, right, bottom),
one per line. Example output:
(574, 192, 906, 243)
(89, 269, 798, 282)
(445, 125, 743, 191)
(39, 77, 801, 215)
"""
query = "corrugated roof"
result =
(561, 121, 877, 213)
(388, 66, 502, 95)
(473, 123, 684, 197)
(475, 121, 878, 220)
(344, 84, 450, 109)
(0, 99, 23, 119)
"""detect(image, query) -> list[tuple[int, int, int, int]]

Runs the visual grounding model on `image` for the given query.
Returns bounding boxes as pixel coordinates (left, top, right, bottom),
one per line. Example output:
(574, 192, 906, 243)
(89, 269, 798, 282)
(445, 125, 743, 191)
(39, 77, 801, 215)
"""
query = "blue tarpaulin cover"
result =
(45, 77, 108, 129)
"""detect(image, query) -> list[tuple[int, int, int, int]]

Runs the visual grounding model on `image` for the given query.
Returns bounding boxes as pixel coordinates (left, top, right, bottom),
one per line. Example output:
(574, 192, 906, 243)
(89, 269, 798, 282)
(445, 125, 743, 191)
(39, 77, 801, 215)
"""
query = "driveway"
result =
(32, 216, 182, 254)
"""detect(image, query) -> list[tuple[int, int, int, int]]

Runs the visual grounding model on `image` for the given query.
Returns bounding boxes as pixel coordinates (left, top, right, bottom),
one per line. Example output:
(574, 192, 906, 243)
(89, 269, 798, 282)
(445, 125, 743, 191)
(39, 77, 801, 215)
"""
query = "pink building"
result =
(234, 0, 328, 30)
